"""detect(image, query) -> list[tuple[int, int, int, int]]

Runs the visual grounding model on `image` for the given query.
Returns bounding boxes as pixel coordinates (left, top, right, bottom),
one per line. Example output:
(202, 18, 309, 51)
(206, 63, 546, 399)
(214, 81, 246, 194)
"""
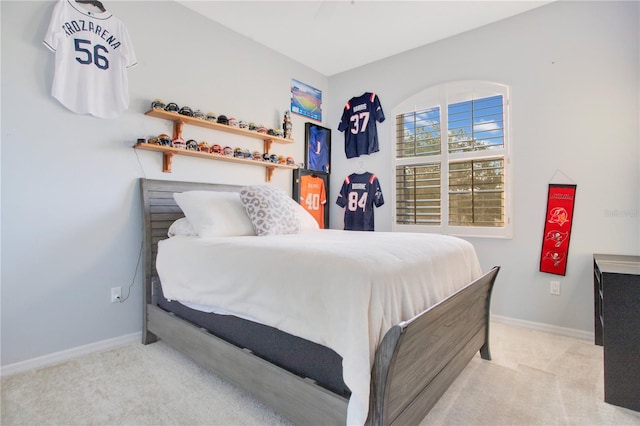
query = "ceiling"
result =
(176, 1, 552, 76)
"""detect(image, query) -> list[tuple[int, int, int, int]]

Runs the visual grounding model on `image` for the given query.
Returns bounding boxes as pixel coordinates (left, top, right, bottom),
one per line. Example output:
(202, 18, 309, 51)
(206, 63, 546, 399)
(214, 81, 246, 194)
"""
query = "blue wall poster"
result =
(291, 79, 322, 122)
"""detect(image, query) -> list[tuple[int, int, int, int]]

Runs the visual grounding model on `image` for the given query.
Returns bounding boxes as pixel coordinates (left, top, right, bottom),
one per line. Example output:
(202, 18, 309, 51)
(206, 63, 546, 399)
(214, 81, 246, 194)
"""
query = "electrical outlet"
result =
(550, 280, 560, 296)
(111, 287, 122, 303)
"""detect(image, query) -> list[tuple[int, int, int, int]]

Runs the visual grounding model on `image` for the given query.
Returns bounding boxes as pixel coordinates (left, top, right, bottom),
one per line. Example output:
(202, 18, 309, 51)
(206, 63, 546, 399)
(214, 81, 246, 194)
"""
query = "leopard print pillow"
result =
(240, 185, 301, 236)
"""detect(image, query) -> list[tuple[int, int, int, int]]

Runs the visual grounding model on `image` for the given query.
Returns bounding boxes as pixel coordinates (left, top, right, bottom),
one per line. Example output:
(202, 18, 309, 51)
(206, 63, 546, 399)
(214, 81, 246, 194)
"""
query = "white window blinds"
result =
(393, 81, 511, 238)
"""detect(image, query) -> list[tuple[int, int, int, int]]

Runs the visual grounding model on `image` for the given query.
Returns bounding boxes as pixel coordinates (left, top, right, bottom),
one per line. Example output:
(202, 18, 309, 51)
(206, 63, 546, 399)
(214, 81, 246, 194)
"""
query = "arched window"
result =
(393, 81, 512, 238)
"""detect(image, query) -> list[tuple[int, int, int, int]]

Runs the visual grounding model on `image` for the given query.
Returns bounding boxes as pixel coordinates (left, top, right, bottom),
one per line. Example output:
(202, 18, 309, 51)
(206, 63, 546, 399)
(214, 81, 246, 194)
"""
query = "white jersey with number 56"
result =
(43, 0, 137, 119)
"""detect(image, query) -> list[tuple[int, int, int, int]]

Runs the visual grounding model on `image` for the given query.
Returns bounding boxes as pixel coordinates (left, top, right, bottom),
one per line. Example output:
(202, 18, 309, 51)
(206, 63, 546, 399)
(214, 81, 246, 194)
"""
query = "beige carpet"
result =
(2, 322, 640, 425)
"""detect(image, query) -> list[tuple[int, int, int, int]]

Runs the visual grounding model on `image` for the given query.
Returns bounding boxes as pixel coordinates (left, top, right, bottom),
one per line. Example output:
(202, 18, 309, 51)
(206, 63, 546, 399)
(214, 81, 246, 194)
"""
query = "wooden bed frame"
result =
(140, 178, 500, 426)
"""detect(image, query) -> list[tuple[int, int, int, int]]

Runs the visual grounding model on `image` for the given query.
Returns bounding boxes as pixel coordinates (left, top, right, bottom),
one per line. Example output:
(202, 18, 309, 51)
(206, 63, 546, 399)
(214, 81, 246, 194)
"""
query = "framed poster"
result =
(305, 122, 331, 173)
(539, 184, 577, 275)
(293, 168, 330, 229)
(291, 79, 322, 122)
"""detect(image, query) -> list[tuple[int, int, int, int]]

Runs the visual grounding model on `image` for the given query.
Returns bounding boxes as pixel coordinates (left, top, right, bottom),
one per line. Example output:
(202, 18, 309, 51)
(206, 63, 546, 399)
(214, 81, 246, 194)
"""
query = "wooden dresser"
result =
(593, 253, 640, 412)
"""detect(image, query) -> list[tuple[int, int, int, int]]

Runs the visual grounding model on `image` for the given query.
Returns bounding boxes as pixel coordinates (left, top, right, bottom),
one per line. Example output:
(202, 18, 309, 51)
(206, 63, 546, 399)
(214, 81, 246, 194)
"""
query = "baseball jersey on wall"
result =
(338, 92, 385, 158)
(43, 0, 137, 119)
(300, 174, 327, 228)
(336, 172, 384, 231)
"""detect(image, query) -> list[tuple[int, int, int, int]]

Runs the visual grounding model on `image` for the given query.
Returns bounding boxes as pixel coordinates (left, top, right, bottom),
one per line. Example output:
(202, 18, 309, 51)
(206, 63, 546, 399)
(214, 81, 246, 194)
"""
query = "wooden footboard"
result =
(140, 178, 499, 425)
(369, 266, 499, 426)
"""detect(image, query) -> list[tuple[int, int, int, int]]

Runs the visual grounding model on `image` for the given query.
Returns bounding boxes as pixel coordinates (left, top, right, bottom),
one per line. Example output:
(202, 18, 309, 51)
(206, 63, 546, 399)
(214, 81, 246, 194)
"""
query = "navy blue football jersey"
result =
(338, 92, 385, 158)
(336, 172, 384, 231)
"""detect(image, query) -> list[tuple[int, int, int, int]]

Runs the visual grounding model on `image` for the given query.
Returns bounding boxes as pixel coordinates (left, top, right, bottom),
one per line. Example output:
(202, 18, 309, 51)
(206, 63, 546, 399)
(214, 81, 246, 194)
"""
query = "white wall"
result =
(2, 0, 638, 367)
(328, 1, 639, 333)
(1, 1, 328, 365)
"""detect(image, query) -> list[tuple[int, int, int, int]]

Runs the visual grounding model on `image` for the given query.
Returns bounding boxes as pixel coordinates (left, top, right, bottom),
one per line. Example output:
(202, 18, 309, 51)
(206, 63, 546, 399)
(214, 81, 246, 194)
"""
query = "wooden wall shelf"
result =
(140, 108, 297, 181)
(134, 143, 296, 182)
(144, 109, 294, 153)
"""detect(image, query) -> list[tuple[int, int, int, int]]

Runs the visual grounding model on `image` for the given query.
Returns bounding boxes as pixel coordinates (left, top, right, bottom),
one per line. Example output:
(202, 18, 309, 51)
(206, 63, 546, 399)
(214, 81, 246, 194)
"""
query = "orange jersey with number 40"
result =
(300, 175, 326, 228)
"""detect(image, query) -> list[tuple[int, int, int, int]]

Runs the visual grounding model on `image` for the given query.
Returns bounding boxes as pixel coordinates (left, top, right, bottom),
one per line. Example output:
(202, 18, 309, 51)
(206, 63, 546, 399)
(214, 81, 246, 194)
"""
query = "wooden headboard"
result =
(140, 178, 243, 277)
(139, 178, 244, 342)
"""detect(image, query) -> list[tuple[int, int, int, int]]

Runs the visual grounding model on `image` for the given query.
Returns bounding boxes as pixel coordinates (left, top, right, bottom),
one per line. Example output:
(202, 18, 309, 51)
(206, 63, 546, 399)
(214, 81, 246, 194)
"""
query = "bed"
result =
(140, 178, 500, 426)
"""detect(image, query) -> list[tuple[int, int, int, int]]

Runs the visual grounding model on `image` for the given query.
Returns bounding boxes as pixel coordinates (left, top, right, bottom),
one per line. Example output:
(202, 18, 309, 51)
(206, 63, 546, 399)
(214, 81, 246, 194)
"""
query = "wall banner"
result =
(539, 184, 577, 276)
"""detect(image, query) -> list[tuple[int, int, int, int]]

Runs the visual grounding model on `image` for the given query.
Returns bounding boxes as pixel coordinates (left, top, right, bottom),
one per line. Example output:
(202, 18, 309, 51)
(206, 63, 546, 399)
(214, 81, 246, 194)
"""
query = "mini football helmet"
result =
(243, 149, 252, 159)
(205, 112, 217, 122)
(257, 125, 268, 134)
(164, 102, 179, 113)
(198, 141, 211, 152)
(267, 128, 276, 136)
(269, 154, 279, 163)
(278, 155, 285, 164)
(178, 106, 193, 117)
(223, 146, 233, 156)
(248, 122, 258, 131)
(286, 156, 295, 166)
(252, 151, 263, 161)
(172, 137, 186, 149)
(151, 99, 166, 110)
(211, 144, 222, 154)
(228, 117, 239, 127)
(233, 147, 244, 158)
(262, 153, 271, 162)
(217, 115, 229, 125)
(192, 109, 205, 120)
(151, 133, 171, 146)
(274, 129, 284, 137)
(185, 139, 200, 151)
(239, 120, 248, 129)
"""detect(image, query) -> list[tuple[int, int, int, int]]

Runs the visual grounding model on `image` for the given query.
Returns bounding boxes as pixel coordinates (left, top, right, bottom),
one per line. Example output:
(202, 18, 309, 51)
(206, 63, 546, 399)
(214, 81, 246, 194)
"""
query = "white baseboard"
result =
(1, 316, 593, 378)
(491, 314, 594, 341)
(1, 332, 141, 377)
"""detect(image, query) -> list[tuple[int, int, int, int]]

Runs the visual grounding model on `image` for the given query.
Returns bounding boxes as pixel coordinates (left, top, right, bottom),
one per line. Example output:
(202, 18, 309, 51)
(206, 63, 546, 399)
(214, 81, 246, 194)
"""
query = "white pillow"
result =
(239, 185, 301, 236)
(167, 217, 198, 237)
(173, 190, 255, 238)
(292, 200, 320, 231)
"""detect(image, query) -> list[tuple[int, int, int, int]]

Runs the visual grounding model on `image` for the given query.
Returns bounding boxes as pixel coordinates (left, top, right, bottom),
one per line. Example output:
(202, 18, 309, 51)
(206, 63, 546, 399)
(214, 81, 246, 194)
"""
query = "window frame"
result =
(392, 80, 513, 239)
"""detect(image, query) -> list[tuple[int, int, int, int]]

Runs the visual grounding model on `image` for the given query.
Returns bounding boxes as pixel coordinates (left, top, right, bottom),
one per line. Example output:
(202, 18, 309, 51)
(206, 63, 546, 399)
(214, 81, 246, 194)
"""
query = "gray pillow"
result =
(239, 185, 301, 236)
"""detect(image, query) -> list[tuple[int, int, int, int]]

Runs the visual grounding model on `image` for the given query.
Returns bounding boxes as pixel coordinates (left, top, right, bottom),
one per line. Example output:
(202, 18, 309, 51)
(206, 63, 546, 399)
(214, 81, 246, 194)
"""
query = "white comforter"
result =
(156, 229, 482, 425)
